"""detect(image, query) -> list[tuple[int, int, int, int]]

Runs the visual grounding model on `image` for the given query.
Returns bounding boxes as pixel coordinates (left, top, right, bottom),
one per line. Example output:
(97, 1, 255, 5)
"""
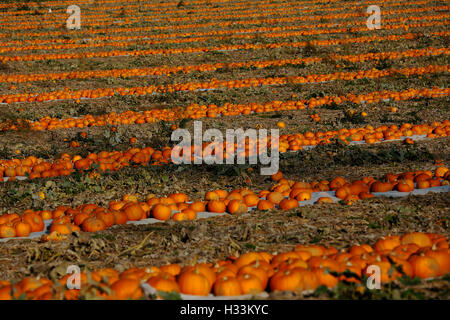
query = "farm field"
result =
(0, 0, 449, 303)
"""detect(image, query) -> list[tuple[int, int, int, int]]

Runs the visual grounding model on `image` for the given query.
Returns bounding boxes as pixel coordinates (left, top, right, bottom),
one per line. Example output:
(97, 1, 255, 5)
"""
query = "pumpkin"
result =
(329, 177, 347, 190)
(396, 180, 414, 192)
(0, 225, 16, 238)
(205, 191, 220, 201)
(226, 192, 243, 201)
(73, 212, 91, 226)
(276, 258, 308, 271)
(49, 223, 80, 235)
(96, 211, 115, 227)
(374, 235, 401, 252)
(214, 189, 229, 199)
(110, 279, 142, 300)
(289, 188, 311, 199)
(22, 212, 44, 233)
(81, 217, 106, 232)
(314, 267, 339, 288)
(338, 261, 362, 283)
(168, 193, 189, 203)
(13, 221, 31, 237)
(40, 210, 53, 220)
(390, 243, 420, 260)
(349, 181, 369, 195)
(401, 232, 432, 248)
(91, 268, 119, 285)
(151, 204, 172, 220)
(256, 200, 274, 211)
(294, 244, 326, 257)
(424, 247, 450, 276)
(243, 194, 260, 207)
(414, 173, 432, 182)
(147, 275, 180, 295)
(237, 263, 269, 288)
(112, 210, 128, 225)
(237, 273, 264, 294)
(123, 203, 145, 221)
(172, 212, 187, 221)
(234, 252, 264, 269)
(207, 200, 226, 213)
(188, 201, 206, 212)
(271, 171, 283, 181)
(349, 245, 372, 256)
(416, 180, 430, 189)
(388, 257, 414, 278)
(279, 198, 299, 210)
(269, 269, 301, 292)
(359, 192, 374, 199)
(227, 200, 248, 215)
(296, 269, 320, 291)
(213, 276, 242, 296)
(216, 268, 237, 280)
(295, 191, 311, 201)
(159, 264, 182, 277)
(266, 191, 284, 205)
(178, 269, 210, 296)
(408, 254, 440, 279)
(159, 197, 175, 205)
(370, 181, 393, 192)
(316, 197, 333, 204)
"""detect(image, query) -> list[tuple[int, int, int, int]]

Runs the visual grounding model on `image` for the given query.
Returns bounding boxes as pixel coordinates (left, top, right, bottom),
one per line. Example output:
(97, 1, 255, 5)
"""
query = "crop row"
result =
(1, 0, 373, 25)
(1, 85, 448, 133)
(3, 12, 446, 48)
(1, 46, 447, 87)
(1, 1, 438, 42)
(0, 166, 449, 239)
(0, 0, 416, 18)
(2, 26, 447, 64)
(1, 64, 448, 104)
(1, 2, 443, 34)
(2, 14, 448, 55)
(1, 119, 449, 182)
(0, 229, 446, 299)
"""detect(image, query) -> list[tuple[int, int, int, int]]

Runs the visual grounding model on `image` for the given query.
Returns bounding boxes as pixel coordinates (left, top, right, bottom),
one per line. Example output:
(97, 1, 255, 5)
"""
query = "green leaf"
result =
(158, 290, 182, 300)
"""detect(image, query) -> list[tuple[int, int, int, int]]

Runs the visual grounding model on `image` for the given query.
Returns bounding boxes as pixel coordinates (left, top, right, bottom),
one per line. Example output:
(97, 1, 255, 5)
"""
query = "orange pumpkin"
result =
(279, 198, 299, 210)
(81, 217, 106, 232)
(237, 273, 264, 294)
(177, 269, 210, 296)
(151, 204, 172, 220)
(371, 181, 393, 193)
(22, 212, 44, 233)
(110, 279, 142, 300)
(408, 254, 440, 279)
(123, 203, 144, 221)
(207, 200, 226, 213)
(227, 200, 248, 215)
(213, 276, 242, 296)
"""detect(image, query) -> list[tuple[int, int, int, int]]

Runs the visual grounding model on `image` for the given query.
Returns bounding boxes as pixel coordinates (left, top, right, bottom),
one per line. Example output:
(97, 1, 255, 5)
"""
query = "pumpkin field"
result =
(0, 0, 449, 303)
